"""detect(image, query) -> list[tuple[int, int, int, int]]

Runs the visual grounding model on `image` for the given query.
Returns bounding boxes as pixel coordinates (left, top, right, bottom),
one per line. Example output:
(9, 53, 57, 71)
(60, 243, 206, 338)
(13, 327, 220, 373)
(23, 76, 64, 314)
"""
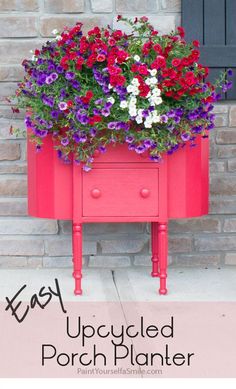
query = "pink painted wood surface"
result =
(27, 132, 209, 221)
(27, 130, 209, 295)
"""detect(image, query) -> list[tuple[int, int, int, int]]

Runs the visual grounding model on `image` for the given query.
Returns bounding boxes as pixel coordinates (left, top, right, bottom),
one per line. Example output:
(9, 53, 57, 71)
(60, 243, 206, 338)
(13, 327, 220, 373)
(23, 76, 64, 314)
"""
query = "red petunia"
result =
(138, 64, 149, 75)
(108, 37, 116, 46)
(110, 74, 126, 87)
(107, 65, 122, 75)
(193, 40, 200, 47)
(89, 115, 102, 125)
(131, 64, 139, 73)
(112, 30, 123, 41)
(96, 53, 106, 62)
(140, 16, 149, 23)
(138, 80, 150, 97)
(116, 50, 129, 64)
(67, 100, 73, 107)
(153, 43, 162, 54)
(177, 26, 185, 38)
(76, 57, 84, 70)
(151, 55, 166, 69)
(172, 58, 181, 67)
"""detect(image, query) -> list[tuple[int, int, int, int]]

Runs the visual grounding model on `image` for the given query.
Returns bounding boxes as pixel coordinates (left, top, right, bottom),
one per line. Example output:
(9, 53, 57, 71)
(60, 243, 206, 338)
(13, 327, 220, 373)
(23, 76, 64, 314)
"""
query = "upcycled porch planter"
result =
(27, 132, 209, 295)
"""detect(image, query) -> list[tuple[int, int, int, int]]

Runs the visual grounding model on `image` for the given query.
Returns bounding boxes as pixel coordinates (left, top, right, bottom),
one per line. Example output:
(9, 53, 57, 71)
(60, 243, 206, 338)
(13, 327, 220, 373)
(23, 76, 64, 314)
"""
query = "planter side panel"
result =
(167, 136, 209, 218)
(27, 133, 73, 219)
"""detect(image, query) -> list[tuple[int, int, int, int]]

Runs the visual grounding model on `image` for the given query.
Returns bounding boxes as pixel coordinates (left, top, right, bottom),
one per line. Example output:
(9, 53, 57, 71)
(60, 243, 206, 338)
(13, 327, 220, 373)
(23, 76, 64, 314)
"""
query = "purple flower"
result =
(135, 145, 146, 154)
(73, 132, 87, 143)
(227, 68, 233, 77)
(41, 94, 54, 108)
(208, 122, 215, 130)
(160, 114, 168, 123)
(142, 110, 149, 119)
(61, 137, 69, 146)
(93, 108, 101, 115)
(51, 110, 59, 119)
(143, 139, 153, 148)
(128, 143, 135, 151)
(181, 133, 191, 141)
(83, 165, 92, 172)
(125, 135, 134, 143)
(108, 122, 116, 130)
(90, 128, 97, 137)
(150, 155, 161, 162)
(65, 71, 75, 80)
(34, 128, 48, 138)
(56, 65, 64, 74)
(101, 108, 110, 117)
(57, 150, 63, 159)
(99, 146, 107, 153)
(58, 102, 68, 111)
(71, 80, 81, 90)
(45, 76, 53, 84)
(105, 102, 113, 109)
(76, 111, 89, 125)
(51, 72, 58, 81)
(95, 98, 103, 105)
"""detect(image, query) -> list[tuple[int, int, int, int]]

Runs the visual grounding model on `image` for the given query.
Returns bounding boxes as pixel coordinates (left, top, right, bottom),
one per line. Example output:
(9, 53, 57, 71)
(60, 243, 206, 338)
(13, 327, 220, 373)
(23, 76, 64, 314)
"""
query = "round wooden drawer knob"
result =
(91, 188, 101, 198)
(140, 188, 150, 198)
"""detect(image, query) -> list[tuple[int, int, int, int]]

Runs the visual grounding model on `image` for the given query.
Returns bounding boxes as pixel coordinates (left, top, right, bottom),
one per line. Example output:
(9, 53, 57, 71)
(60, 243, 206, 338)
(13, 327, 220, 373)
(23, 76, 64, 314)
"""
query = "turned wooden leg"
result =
(72, 222, 82, 295)
(151, 222, 159, 277)
(158, 222, 168, 295)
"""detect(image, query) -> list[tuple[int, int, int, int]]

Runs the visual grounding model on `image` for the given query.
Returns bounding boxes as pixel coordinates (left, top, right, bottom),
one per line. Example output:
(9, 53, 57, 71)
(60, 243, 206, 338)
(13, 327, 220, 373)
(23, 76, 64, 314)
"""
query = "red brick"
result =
(0, 0, 38, 11)
(43, 0, 84, 13)
(0, 177, 27, 196)
(169, 217, 221, 233)
(0, 16, 37, 38)
(216, 129, 236, 144)
(0, 143, 20, 161)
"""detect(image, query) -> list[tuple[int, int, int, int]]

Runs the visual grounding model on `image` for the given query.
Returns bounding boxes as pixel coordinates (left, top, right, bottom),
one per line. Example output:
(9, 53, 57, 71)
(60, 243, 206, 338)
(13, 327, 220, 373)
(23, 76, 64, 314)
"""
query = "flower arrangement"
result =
(13, 16, 232, 171)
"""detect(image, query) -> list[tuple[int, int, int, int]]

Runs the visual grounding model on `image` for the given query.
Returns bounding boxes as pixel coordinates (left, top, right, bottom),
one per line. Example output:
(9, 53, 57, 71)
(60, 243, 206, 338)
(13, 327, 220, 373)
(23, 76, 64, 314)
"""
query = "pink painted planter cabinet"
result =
(28, 132, 209, 295)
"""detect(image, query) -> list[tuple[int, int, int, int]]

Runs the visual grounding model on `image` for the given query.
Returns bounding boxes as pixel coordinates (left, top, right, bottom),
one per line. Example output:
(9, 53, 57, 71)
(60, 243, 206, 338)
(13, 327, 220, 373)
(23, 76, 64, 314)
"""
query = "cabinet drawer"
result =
(82, 168, 159, 217)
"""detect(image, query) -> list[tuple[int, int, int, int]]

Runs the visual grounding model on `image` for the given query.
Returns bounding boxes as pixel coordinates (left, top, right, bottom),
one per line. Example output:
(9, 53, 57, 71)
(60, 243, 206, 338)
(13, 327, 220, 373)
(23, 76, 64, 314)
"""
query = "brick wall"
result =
(0, 0, 236, 270)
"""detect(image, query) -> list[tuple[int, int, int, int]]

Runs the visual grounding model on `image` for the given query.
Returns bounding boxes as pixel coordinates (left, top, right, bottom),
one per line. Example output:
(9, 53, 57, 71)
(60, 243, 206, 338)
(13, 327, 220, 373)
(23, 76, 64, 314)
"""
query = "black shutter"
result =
(182, 0, 236, 100)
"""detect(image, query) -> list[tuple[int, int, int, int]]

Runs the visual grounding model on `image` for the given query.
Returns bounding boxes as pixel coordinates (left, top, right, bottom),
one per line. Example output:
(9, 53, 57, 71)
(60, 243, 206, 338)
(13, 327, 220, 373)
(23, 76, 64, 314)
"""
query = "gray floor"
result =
(0, 267, 236, 301)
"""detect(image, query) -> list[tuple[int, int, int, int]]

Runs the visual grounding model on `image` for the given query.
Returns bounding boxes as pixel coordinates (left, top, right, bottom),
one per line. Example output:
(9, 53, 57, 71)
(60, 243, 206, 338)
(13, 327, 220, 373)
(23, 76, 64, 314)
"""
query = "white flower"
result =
(131, 78, 140, 86)
(108, 84, 113, 89)
(136, 116, 143, 124)
(152, 112, 161, 123)
(145, 78, 151, 86)
(144, 120, 152, 128)
(132, 87, 140, 96)
(149, 69, 157, 76)
(55, 35, 62, 41)
(129, 108, 137, 117)
(134, 55, 140, 62)
(31, 55, 36, 61)
(107, 97, 115, 104)
(130, 96, 137, 105)
(152, 87, 161, 96)
(127, 85, 134, 93)
(138, 109, 144, 116)
(153, 97, 162, 105)
(150, 77, 158, 85)
(52, 29, 59, 35)
(120, 101, 128, 108)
